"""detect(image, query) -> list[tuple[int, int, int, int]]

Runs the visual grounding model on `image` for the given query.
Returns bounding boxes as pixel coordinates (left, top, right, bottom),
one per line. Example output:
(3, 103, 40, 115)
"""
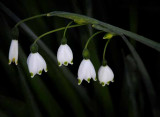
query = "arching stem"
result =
(14, 14, 47, 28)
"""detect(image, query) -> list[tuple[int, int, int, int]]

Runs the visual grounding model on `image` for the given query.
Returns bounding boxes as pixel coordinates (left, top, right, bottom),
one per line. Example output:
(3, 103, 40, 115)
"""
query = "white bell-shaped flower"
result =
(57, 44, 73, 66)
(27, 52, 47, 78)
(77, 59, 96, 85)
(8, 40, 18, 65)
(98, 65, 114, 86)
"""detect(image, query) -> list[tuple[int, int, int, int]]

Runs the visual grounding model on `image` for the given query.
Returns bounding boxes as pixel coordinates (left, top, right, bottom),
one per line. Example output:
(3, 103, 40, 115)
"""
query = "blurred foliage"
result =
(0, 0, 160, 117)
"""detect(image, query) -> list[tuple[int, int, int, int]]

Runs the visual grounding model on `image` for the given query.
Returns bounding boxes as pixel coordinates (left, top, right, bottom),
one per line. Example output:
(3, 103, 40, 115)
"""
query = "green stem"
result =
(103, 39, 111, 62)
(33, 24, 85, 44)
(63, 21, 73, 38)
(14, 14, 47, 28)
(84, 31, 103, 49)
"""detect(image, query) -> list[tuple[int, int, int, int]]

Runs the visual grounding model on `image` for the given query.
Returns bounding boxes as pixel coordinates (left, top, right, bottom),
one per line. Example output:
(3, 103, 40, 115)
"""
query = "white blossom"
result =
(98, 65, 114, 86)
(27, 52, 47, 78)
(57, 44, 73, 66)
(9, 40, 18, 65)
(77, 59, 96, 85)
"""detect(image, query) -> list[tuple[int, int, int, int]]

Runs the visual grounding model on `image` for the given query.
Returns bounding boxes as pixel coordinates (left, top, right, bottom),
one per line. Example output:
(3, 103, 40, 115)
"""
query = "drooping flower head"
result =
(9, 27, 19, 65)
(77, 48, 96, 85)
(9, 40, 18, 65)
(98, 65, 114, 86)
(57, 44, 73, 66)
(78, 59, 96, 85)
(27, 43, 47, 78)
(27, 52, 47, 78)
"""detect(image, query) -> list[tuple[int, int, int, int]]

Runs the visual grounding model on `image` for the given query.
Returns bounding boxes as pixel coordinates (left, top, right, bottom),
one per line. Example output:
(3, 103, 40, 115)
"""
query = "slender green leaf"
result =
(122, 35, 160, 117)
(123, 55, 140, 117)
(0, 95, 27, 117)
(47, 11, 160, 51)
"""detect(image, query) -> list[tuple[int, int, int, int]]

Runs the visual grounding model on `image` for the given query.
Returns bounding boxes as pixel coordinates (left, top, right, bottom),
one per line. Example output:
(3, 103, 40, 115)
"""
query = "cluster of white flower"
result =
(8, 39, 114, 86)
(77, 60, 114, 86)
(9, 26, 114, 86)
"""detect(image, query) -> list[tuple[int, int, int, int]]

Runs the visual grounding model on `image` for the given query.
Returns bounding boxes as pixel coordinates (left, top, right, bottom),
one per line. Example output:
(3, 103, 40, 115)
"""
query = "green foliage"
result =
(0, 0, 160, 117)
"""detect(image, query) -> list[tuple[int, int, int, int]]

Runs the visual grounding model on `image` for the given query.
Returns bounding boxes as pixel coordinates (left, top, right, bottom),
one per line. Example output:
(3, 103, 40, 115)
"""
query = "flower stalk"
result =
(102, 39, 111, 66)
(84, 31, 103, 49)
(33, 23, 85, 44)
(14, 14, 47, 28)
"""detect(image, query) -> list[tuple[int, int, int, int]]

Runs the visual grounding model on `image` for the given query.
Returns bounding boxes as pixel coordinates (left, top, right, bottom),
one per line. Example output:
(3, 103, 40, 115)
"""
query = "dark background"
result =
(0, 0, 160, 117)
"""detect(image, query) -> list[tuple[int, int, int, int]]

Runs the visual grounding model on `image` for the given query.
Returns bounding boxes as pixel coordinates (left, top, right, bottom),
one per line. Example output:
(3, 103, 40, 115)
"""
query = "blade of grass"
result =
(123, 55, 140, 117)
(122, 35, 160, 117)
(0, 95, 27, 117)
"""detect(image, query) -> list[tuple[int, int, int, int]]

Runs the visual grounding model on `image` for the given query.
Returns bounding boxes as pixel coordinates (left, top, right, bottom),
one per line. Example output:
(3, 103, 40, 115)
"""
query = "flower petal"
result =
(87, 60, 96, 80)
(9, 40, 18, 65)
(57, 45, 65, 65)
(78, 59, 95, 83)
(64, 44, 73, 64)
(98, 65, 114, 85)
(57, 44, 73, 66)
(27, 53, 38, 78)
(36, 52, 47, 73)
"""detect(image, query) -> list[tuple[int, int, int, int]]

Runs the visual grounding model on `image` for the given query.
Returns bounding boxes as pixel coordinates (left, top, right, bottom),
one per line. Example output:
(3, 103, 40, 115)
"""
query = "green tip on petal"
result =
(111, 79, 114, 82)
(107, 81, 110, 85)
(39, 70, 42, 75)
(87, 78, 91, 83)
(101, 82, 105, 87)
(45, 68, 48, 72)
(78, 79, 82, 85)
(58, 61, 61, 66)
(8, 59, 11, 64)
(15, 61, 18, 65)
(94, 77, 97, 81)
(12, 58, 15, 62)
(71, 60, 73, 64)
(64, 61, 68, 66)
(30, 72, 34, 78)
